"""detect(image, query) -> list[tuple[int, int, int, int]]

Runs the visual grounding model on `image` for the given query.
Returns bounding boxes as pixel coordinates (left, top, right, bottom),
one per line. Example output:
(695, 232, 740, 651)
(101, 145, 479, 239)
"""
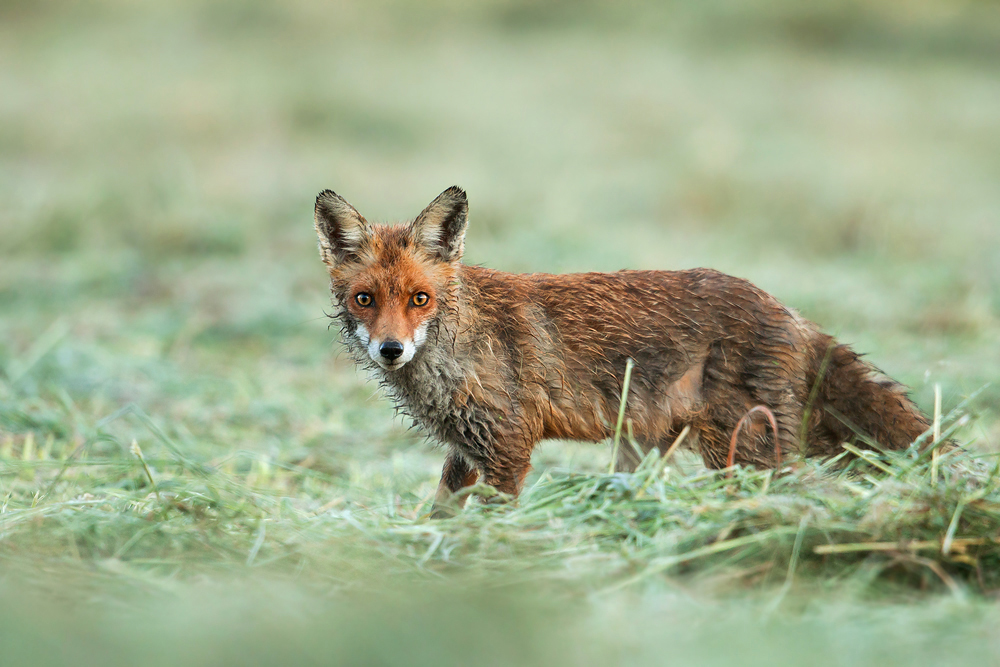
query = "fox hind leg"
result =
(696, 368, 805, 469)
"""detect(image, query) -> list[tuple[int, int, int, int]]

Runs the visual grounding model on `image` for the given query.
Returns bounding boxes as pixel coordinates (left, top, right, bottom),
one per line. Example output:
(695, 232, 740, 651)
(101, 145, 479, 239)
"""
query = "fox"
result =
(313, 185, 931, 514)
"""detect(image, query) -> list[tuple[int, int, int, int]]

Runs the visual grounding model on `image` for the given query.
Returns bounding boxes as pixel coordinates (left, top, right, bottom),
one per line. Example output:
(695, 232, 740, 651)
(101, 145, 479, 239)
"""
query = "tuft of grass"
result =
(1, 378, 996, 600)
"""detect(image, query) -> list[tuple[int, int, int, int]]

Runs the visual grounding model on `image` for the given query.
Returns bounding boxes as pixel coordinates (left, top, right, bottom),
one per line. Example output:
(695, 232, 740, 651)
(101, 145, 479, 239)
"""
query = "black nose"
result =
(379, 340, 404, 361)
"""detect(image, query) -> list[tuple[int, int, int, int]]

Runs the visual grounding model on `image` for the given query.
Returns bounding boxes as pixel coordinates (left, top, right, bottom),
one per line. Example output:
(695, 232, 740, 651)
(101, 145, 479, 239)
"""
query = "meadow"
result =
(1, 1, 1000, 664)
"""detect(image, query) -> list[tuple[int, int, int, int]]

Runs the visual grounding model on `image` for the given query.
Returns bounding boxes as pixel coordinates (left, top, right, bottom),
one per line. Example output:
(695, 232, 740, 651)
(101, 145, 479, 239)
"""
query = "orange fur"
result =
(314, 186, 931, 513)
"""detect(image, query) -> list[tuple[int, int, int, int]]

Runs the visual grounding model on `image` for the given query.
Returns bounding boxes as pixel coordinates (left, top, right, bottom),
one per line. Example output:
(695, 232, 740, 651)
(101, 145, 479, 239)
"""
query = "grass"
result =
(0, 375, 993, 591)
(1, 0, 1000, 664)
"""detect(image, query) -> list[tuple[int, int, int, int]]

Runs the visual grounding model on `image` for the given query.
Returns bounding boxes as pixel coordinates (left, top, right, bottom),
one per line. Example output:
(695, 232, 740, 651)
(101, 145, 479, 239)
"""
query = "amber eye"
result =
(411, 292, 429, 307)
(355, 293, 373, 307)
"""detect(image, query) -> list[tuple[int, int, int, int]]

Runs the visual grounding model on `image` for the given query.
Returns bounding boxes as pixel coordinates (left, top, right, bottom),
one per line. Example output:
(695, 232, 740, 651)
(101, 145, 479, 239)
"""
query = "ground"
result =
(1, 1, 1000, 665)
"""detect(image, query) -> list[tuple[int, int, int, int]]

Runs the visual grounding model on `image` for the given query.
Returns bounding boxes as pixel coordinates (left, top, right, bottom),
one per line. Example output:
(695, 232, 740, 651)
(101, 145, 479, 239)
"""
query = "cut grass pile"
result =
(2, 373, 995, 599)
(3, 361, 1000, 665)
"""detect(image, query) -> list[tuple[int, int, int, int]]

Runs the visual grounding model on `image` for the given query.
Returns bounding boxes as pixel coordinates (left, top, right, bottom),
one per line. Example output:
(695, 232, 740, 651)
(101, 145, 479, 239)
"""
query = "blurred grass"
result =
(1, 0, 1000, 664)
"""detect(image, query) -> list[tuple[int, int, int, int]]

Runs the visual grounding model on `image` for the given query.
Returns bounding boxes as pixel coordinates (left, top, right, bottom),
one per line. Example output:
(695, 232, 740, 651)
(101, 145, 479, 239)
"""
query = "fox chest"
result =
(385, 363, 512, 462)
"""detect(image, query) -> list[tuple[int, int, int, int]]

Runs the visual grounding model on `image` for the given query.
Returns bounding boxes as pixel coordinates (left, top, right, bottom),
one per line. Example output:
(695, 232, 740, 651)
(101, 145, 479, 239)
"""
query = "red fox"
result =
(314, 186, 930, 512)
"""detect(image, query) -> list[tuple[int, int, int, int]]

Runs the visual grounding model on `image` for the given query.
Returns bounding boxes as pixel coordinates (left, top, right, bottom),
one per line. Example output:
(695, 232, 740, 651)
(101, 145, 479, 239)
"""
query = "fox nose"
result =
(379, 340, 404, 361)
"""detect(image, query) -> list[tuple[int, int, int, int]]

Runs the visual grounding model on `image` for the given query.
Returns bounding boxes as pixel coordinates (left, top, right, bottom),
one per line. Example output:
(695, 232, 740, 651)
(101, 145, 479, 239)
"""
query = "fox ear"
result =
(411, 186, 468, 262)
(314, 190, 368, 267)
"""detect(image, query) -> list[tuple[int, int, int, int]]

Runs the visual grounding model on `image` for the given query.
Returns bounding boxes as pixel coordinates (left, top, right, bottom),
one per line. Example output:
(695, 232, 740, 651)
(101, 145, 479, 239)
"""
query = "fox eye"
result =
(411, 292, 429, 307)
(355, 293, 373, 307)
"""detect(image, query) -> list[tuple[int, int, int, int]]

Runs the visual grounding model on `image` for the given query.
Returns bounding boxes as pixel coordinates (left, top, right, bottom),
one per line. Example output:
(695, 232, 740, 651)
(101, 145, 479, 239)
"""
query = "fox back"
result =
(315, 187, 931, 510)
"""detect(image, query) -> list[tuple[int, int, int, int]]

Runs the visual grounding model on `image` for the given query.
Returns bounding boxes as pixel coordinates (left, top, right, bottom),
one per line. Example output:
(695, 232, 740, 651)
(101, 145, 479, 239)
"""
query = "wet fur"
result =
(315, 187, 931, 507)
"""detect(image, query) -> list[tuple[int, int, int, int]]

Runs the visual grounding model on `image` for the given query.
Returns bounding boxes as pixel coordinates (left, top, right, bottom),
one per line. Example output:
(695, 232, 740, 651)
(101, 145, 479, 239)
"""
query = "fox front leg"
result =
(429, 451, 479, 518)
(480, 453, 532, 500)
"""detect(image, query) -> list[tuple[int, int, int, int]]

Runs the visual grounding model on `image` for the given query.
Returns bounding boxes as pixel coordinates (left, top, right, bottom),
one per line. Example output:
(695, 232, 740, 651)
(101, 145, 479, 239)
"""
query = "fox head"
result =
(314, 186, 468, 371)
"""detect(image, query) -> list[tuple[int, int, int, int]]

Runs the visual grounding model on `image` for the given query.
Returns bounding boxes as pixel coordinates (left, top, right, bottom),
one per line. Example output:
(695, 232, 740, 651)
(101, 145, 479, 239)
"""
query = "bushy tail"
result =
(809, 336, 930, 453)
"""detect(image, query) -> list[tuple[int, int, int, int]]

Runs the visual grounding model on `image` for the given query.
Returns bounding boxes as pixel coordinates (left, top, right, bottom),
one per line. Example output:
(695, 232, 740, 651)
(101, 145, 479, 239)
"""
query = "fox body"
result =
(314, 186, 930, 510)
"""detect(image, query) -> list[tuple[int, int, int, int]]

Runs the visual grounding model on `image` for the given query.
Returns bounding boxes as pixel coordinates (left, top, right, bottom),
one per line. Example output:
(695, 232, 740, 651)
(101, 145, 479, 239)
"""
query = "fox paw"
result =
(428, 503, 459, 519)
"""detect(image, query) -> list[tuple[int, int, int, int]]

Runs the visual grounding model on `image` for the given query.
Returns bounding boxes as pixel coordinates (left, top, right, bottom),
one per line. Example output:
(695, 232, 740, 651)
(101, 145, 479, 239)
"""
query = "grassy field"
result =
(2, 1, 1000, 664)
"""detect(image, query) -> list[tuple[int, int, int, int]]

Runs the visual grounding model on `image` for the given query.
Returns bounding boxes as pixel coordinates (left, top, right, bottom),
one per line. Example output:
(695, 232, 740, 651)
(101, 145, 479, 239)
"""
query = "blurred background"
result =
(3, 0, 999, 410)
(1, 0, 999, 663)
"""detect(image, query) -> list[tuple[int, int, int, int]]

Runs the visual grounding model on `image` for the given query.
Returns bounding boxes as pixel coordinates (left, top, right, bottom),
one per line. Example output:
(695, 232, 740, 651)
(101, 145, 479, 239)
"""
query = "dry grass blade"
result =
(608, 358, 635, 474)
(727, 405, 781, 472)
(932, 383, 942, 485)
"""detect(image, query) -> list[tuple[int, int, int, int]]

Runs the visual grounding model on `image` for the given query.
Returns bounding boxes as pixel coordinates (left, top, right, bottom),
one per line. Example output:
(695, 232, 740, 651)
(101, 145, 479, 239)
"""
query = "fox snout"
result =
(354, 322, 427, 371)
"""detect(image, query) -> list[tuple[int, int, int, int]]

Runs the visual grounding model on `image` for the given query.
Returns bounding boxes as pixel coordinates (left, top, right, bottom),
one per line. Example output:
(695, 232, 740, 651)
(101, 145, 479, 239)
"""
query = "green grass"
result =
(1, 0, 1000, 664)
